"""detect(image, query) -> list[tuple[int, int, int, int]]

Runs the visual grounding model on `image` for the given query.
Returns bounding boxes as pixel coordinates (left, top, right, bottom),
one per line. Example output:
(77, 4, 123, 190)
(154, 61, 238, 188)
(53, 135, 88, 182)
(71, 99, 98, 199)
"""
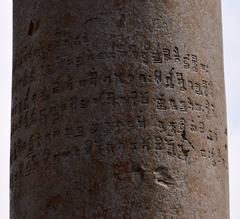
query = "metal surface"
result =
(11, 0, 229, 218)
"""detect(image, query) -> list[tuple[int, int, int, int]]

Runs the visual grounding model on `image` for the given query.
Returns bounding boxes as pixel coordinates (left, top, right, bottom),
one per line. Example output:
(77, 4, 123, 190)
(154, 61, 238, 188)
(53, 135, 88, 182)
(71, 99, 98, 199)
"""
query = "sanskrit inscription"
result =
(11, 1, 229, 218)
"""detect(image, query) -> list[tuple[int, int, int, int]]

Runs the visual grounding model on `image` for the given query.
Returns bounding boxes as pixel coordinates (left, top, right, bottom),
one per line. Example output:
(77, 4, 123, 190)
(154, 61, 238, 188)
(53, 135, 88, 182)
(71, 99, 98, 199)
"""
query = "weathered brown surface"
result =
(11, 0, 229, 218)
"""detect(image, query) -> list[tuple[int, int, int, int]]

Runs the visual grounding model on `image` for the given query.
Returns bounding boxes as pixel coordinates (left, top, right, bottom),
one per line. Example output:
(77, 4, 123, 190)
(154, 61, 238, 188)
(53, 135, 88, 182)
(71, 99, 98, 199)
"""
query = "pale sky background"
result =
(0, 1, 239, 218)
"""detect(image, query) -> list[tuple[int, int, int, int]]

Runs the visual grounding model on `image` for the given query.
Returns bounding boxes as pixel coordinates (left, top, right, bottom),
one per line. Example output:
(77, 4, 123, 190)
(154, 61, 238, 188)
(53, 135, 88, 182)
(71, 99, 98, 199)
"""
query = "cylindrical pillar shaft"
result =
(11, 0, 229, 218)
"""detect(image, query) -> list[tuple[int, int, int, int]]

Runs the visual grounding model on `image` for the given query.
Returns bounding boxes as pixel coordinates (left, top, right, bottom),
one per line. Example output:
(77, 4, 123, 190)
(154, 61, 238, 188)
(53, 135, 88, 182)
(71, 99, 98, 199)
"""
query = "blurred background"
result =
(222, 1, 240, 218)
(0, 0, 239, 218)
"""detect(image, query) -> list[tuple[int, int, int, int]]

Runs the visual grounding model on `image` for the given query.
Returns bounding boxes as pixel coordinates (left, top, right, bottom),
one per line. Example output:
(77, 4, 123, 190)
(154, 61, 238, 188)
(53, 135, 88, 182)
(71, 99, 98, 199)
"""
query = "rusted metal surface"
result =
(11, 0, 229, 218)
